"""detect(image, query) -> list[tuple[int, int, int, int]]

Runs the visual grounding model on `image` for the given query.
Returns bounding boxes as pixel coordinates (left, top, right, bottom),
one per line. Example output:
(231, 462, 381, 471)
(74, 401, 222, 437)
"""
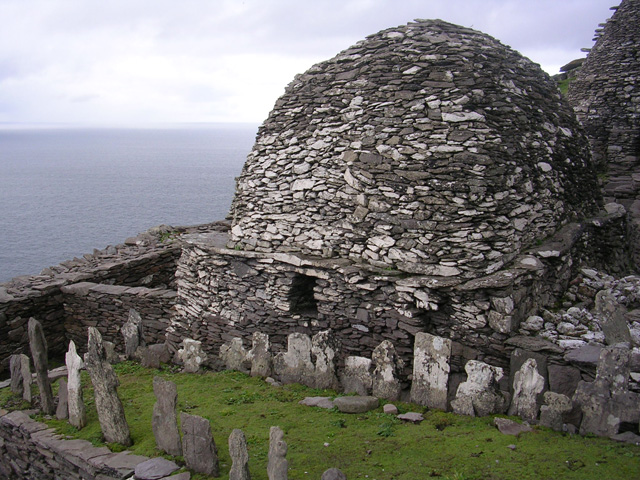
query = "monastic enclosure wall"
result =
(0, 409, 149, 480)
(0, 223, 224, 373)
(62, 282, 176, 353)
(171, 210, 629, 377)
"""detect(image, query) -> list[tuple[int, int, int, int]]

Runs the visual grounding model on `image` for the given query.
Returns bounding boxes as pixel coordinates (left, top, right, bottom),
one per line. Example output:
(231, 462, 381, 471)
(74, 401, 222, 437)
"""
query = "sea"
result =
(0, 124, 259, 283)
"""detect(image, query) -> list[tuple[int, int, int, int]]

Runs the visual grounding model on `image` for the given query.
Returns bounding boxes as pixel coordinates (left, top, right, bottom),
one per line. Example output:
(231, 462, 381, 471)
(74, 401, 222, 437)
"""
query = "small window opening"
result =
(289, 274, 318, 316)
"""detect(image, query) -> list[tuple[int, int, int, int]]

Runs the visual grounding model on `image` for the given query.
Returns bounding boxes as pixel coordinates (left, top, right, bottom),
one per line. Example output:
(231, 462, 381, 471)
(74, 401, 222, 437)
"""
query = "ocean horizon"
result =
(0, 123, 258, 283)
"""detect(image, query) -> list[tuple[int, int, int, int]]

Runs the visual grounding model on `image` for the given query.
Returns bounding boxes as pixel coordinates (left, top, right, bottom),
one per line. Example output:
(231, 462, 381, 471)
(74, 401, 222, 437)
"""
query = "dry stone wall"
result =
(229, 19, 600, 279)
(62, 282, 176, 353)
(568, 0, 640, 267)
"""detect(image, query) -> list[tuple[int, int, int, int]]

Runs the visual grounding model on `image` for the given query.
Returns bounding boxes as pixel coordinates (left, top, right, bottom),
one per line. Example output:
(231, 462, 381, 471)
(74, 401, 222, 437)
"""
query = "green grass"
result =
(557, 77, 575, 95)
(2, 362, 639, 480)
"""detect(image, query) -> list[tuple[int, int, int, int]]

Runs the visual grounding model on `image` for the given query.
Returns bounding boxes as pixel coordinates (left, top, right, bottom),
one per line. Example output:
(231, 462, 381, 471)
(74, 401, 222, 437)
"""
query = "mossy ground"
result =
(2, 362, 639, 480)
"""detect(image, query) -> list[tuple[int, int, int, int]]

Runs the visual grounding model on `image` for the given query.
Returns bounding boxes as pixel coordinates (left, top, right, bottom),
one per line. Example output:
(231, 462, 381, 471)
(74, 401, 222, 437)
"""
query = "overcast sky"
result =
(0, 0, 616, 126)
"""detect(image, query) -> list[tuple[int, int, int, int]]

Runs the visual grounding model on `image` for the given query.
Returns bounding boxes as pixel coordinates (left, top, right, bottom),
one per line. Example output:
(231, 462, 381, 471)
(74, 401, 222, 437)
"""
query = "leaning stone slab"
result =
(66, 340, 87, 429)
(299, 396, 335, 409)
(220, 337, 250, 373)
(493, 417, 532, 436)
(84, 327, 131, 446)
(134, 457, 180, 480)
(152, 377, 182, 456)
(273, 333, 315, 386)
(93, 451, 149, 478)
(311, 330, 340, 390)
(28, 317, 55, 415)
(181, 412, 219, 477)
(340, 356, 372, 396)
(333, 396, 378, 414)
(371, 340, 403, 400)
(229, 428, 251, 480)
(410, 333, 451, 410)
(248, 332, 272, 378)
(56, 378, 69, 420)
(268, 426, 288, 480)
(508, 358, 545, 422)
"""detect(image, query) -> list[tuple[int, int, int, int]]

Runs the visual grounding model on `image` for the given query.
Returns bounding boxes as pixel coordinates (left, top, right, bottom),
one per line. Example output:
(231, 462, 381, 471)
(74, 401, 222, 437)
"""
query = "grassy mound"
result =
(2, 362, 639, 480)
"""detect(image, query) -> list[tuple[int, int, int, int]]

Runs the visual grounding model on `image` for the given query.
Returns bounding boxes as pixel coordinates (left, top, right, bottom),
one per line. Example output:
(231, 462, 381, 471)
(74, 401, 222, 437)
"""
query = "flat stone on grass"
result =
(397, 412, 424, 423)
(333, 396, 378, 414)
(134, 457, 180, 480)
(299, 397, 335, 409)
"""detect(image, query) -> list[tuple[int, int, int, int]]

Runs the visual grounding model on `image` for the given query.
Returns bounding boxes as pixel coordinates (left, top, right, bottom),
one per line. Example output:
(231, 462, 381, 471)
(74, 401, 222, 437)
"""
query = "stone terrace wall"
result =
(0, 222, 228, 373)
(568, 0, 640, 268)
(171, 209, 629, 377)
(62, 282, 177, 353)
(0, 409, 149, 480)
(229, 19, 600, 280)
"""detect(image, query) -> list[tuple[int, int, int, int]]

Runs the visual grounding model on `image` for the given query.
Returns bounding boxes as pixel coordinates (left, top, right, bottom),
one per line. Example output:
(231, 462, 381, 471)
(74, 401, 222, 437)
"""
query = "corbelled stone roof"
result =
(568, 0, 639, 252)
(229, 19, 600, 279)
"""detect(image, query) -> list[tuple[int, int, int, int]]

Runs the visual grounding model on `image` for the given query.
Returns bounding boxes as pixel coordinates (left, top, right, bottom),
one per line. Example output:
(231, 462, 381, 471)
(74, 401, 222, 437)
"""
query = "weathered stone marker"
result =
(321, 468, 347, 480)
(273, 333, 315, 386)
(248, 332, 272, 378)
(268, 426, 288, 480)
(28, 317, 55, 415)
(371, 341, 403, 400)
(84, 327, 131, 446)
(229, 428, 251, 480)
(181, 412, 219, 477)
(451, 360, 507, 417)
(410, 333, 451, 410)
(311, 330, 340, 390)
(9, 354, 29, 398)
(508, 358, 545, 422)
(66, 340, 87, 429)
(152, 377, 182, 456)
(56, 378, 69, 420)
(220, 337, 250, 373)
(121, 308, 145, 359)
(341, 356, 372, 396)
(539, 392, 572, 431)
(177, 338, 208, 373)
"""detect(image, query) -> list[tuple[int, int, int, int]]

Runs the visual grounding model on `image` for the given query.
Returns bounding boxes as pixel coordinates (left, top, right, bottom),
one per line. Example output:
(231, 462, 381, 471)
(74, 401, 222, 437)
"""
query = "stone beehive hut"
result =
(228, 19, 600, 279)
(173, 20, 605, 371)
(568, 0, 640, 267)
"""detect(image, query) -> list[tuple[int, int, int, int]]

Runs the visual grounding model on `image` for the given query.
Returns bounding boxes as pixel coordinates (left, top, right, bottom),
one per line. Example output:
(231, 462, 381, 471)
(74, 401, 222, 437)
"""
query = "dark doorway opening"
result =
(289, 274, 318, 316)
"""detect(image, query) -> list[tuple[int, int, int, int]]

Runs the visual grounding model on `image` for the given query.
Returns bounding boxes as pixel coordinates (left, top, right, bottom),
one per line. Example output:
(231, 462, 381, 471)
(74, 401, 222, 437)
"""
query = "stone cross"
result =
(28, 318, 55, 415)
(451, 360, 507, 417)
(181, 412, 219, 477)
(56, 378, 69, 420)
(267, 426, 288, 480)
(66, 340, 87, 429)
(341, 356, 373, 396)
(410, 332, 451, 410)
(371, 340, 403, 400)
(84, 327, 131, 446)
(311, 330, 340, 390)
(121, 308, 145, 359)
(229, 428, 251, 480)
(220, 338, 250, 373)
(152, 377, 182, 456)
(248, 332, 272, 378)
(273, 333, 315, 386)
(177, 338, 208, 373)
(508, 358, 545, 422)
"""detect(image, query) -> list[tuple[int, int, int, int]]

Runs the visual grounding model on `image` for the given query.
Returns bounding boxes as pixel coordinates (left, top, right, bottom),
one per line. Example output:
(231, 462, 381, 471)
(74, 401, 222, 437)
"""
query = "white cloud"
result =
(0, 0, 617, 125)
